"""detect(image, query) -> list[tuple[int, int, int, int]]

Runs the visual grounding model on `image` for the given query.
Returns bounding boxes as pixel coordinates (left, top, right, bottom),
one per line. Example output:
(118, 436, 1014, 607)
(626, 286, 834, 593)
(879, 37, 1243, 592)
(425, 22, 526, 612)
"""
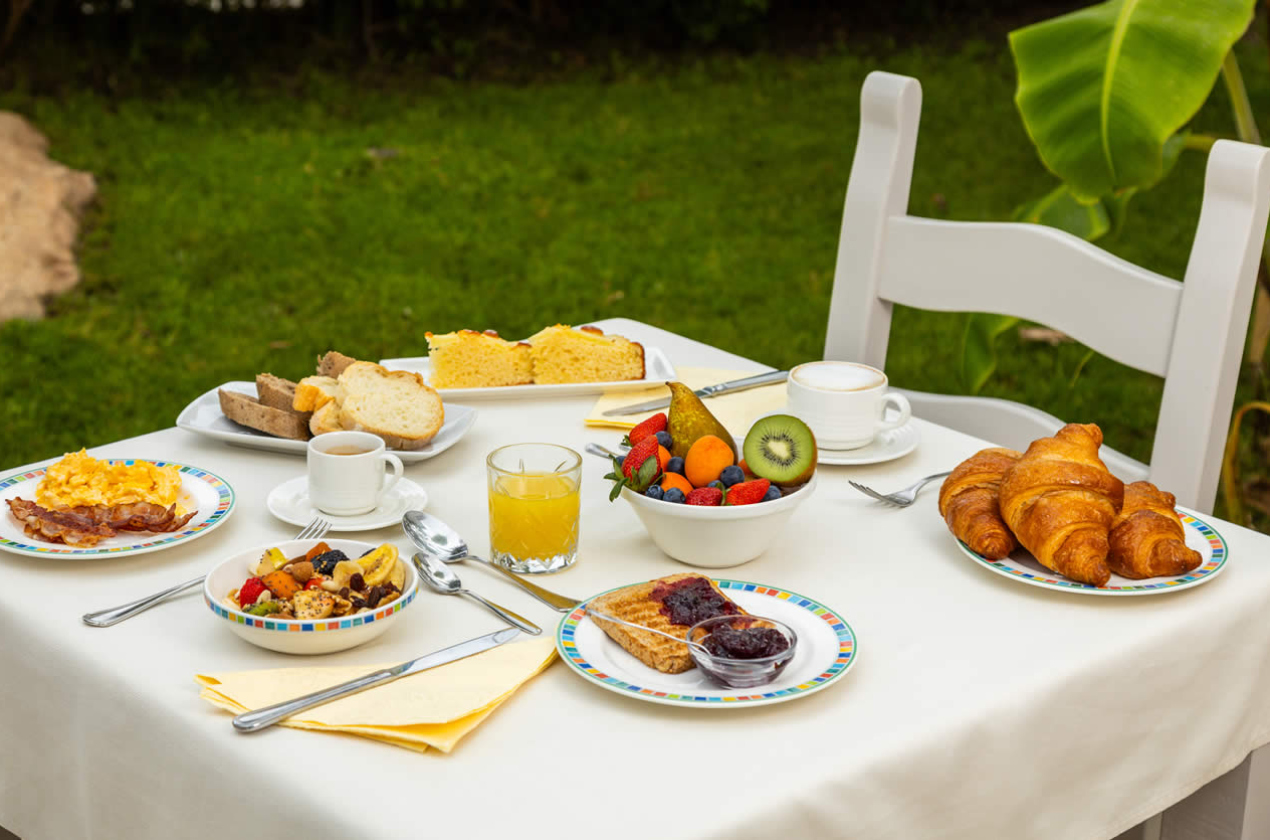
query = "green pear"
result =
(666, 382, 738, 460)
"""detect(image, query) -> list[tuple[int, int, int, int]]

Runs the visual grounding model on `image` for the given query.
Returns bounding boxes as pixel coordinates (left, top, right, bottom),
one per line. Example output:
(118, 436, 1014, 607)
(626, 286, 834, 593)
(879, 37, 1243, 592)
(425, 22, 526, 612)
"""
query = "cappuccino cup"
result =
(786, 361, 911, 451)
(307, 431, 404, 516)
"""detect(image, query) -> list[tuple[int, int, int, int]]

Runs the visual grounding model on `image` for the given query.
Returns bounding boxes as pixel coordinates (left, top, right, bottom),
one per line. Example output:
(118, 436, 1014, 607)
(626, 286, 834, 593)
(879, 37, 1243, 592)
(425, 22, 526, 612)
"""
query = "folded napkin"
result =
(196, 637, 557, 754)
(586, 367, 788, 437)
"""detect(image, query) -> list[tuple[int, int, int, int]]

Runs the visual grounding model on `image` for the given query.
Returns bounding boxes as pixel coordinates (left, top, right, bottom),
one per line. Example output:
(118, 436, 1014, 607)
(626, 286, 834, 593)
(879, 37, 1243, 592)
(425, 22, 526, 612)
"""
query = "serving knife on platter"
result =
(231, 627, 520, 733)
(600, 369, 789, 417)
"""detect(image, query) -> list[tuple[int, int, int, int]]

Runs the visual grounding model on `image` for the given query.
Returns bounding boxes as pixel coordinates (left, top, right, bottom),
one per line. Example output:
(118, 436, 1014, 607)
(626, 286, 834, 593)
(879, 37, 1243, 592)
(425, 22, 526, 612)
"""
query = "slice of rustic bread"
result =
(219, 389, 311, 441)
(338, 362, 445, 450)
(255, 373, 305, 415)
(317, 350, 359, 379)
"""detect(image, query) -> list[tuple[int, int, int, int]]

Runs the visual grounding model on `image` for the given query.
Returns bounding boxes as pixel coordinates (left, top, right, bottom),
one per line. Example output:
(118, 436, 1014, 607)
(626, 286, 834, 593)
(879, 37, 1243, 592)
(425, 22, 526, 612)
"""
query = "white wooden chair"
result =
(824, 71, 1270, 515)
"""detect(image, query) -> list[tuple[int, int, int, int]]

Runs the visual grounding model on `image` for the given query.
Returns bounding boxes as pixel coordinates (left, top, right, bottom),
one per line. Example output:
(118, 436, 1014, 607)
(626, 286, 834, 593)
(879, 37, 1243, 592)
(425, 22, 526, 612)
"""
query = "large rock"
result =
(0, 113, 96, 321)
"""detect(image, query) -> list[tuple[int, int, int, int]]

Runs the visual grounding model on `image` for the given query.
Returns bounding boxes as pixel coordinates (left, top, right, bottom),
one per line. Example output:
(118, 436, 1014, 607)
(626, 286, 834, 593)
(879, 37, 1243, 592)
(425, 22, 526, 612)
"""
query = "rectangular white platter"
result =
(378, 345, 675, 401)
(175, 381, 476, 464)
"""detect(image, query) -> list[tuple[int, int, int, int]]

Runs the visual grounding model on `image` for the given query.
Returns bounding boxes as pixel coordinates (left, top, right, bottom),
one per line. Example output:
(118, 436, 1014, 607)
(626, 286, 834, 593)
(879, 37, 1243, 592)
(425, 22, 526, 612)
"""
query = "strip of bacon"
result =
(7, 498, 115, 547)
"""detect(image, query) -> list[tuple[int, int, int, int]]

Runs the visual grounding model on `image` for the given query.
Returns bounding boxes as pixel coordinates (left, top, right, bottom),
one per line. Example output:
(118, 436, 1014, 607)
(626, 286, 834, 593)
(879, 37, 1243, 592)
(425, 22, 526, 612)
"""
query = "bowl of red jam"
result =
(687, 614, 797, 688)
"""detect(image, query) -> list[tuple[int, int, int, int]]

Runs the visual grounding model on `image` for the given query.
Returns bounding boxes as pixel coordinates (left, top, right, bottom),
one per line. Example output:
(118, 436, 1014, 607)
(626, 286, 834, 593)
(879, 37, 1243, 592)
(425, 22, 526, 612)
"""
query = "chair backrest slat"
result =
(878, 217, 1182, 377)
(824, 70, 1270, 513)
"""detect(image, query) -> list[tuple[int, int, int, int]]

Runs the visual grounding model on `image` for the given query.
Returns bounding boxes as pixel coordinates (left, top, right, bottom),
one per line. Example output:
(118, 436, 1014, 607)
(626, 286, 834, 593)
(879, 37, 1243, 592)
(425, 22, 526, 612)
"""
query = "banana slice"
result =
(358, 544, 398, 587)
(388, 559, 406, 593)
(332, 560, 363, 589)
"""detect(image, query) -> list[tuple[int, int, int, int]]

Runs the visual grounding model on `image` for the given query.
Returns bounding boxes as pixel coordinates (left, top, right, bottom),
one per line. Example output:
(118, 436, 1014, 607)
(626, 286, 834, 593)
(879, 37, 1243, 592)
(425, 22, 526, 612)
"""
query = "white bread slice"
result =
(337, 362, 444, 450)
(294, 376, 344, 413)
(309, 401, 347, 436)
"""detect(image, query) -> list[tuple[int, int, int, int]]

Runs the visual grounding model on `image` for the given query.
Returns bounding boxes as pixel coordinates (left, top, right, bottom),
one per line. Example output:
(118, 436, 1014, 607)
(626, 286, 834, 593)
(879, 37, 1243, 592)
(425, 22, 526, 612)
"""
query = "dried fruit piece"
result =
(237, 577, 266, 609)
(357, 544, 398, 587)
(332, 560, 364, 589)
(309, 549, 349, 576)
(246, 600, 283, 617)
(305, 542, 332, 561)
(292, 589, 336, 620)
(261, 570, 302, 601)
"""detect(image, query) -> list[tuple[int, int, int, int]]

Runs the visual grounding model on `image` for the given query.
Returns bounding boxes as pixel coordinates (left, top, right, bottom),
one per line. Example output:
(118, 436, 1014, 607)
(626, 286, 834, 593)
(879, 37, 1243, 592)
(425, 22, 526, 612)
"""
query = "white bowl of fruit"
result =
(605, 387, 818, 568)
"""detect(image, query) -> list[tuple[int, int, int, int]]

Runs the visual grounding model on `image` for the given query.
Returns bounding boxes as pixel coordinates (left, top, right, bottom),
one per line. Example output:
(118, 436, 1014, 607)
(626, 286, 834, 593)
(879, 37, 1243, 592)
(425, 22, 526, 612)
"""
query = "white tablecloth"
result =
(3, 318, 1270, 840)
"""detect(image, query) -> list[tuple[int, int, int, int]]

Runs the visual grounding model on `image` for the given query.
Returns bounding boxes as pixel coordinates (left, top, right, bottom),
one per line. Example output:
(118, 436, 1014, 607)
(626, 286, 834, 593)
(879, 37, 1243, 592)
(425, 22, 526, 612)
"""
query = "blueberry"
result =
(655, 430, 673, 449)
(719, 465, 745, 487)
(645, 484, 664, 500)
(665, 457, 686, 475)
(708, 480, 725, 491)
(762, 485, 783, 502)
(663, 487, 686, 504)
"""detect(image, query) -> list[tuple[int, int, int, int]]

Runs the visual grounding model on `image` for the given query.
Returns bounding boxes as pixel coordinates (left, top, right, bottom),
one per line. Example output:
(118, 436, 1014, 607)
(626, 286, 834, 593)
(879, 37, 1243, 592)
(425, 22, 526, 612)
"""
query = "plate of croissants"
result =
(938, 423, 1227, 594)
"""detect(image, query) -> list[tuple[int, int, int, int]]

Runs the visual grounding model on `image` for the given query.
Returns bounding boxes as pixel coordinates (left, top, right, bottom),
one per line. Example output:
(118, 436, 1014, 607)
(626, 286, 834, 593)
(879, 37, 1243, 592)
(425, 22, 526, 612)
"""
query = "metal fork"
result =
(82, 516, 331, 627)
(849, 472, 952, 507)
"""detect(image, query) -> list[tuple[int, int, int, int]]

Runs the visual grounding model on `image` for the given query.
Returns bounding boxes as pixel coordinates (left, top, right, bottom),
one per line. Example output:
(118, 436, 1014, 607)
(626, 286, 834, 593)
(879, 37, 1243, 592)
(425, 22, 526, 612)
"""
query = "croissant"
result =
(939, 448, 1021, 559)
(1108, 482, 1202, 579)
(998, 423, 1124, 587)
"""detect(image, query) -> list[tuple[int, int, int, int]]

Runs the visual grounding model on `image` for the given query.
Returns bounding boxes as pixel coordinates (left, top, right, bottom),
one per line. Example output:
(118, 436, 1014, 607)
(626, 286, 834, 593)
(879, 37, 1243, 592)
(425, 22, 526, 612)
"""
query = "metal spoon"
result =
(583, 607, 710, 654)
(411, 552, 542, 635)
(402, 511, 580, 613)
(585, 443, 627, 461)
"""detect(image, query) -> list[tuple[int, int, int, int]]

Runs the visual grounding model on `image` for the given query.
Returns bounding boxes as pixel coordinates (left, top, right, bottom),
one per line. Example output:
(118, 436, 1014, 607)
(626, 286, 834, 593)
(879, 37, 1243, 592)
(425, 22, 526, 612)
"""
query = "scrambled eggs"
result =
(36, 450, 182, 510)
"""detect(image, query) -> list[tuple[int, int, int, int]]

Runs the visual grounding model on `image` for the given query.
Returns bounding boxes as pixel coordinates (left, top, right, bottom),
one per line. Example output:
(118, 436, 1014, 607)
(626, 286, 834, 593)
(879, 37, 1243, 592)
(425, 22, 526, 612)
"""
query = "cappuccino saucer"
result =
(266, 476, 428, 532)
(816, 421, 920, 466)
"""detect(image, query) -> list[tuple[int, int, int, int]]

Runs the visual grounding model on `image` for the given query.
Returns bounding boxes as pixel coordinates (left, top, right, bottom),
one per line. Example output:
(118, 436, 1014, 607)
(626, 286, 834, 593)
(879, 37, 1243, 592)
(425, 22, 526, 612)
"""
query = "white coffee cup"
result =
(786, 361, 911, 451)
(307, 431, 404, 516)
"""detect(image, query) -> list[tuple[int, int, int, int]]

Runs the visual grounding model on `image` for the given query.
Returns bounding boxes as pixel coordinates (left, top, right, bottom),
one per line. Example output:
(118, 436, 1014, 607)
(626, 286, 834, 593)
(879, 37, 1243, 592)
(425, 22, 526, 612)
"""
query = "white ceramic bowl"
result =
(621, 473, 818, 568)
(203, 538, 417, 655)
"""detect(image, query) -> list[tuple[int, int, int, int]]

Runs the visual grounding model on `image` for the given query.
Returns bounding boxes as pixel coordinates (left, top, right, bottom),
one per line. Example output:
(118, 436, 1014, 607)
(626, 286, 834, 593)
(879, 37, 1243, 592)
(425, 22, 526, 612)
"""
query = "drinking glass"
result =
(486, 443, 582, 574)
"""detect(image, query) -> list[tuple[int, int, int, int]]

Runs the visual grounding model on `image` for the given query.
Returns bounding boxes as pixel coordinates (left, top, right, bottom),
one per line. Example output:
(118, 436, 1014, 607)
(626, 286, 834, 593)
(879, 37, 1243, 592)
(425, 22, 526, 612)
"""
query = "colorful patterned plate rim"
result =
(957, 507, 1228, 596)
(556, 578, 857, 708)
(0, 460, 236, 558)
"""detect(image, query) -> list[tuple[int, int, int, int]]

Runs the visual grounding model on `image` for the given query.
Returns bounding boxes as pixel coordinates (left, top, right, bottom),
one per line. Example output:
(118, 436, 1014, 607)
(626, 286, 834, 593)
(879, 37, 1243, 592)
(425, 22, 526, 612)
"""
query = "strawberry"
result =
(624, 413, 668, 446)
(622, 437, 661, 480)
(604, 436, 663, 500)
(238, 577, 266, 608)
(725, 479, 771, 506)
(685, 487, 724, 506)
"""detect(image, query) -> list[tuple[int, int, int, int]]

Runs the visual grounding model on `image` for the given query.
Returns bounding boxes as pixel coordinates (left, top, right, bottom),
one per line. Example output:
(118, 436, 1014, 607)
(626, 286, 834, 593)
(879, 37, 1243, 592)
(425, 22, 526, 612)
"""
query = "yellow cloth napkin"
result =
(196, 637, 557, 754)
(586, 367, 788, 438)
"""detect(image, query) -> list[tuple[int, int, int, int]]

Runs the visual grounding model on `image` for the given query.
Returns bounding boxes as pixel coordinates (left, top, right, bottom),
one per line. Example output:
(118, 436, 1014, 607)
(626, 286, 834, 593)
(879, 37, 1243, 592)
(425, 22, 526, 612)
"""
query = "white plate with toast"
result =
(956, 507, 1229, 596)
(176, 382, 477, 464)
(557, 578, 857, 708)
(379, 345, 676, 400)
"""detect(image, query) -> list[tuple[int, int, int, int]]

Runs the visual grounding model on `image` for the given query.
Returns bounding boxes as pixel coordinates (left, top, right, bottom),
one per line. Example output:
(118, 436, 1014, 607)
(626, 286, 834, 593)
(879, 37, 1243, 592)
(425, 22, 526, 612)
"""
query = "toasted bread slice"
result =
(317, 350, 359, 379)
(294, 375, 344, 413)
(526, 324, 645, 384)
(588, 574, 744, 674)
(337, 361, 444, 450)
(219, 389, 311, 441)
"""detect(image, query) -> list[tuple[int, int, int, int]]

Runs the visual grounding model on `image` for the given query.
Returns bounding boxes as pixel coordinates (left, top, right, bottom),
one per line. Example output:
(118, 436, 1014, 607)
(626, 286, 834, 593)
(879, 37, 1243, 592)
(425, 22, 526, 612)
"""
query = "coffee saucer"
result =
(266, 476, 428, 532)
(817, 422, 920, 466)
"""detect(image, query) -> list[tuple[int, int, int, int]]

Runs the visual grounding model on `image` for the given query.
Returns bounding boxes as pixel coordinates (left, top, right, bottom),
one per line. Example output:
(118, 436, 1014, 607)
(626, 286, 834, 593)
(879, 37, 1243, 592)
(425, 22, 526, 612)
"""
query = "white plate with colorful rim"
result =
(816, 421, 919, 466)
(175, 381, 477, 463)
(266, 475, 428, 532)
(379, 345, 675, 400)
(957, 507, 1228, 596)
(557, 578, 857, 708)
(0, 460, 236, 558)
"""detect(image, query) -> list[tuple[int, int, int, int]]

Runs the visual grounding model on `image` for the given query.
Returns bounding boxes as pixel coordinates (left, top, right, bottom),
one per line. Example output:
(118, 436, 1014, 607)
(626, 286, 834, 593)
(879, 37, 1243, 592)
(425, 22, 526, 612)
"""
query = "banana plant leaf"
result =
(1010, 0, 1253, 200)
(1013, 184, 1111, 241)
(962, 313, 1020, 394)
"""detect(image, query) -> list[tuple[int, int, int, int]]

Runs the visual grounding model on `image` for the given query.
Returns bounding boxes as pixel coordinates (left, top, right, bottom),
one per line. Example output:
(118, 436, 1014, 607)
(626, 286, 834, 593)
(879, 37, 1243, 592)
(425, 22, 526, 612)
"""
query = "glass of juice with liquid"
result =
(486, 443, 582, 574)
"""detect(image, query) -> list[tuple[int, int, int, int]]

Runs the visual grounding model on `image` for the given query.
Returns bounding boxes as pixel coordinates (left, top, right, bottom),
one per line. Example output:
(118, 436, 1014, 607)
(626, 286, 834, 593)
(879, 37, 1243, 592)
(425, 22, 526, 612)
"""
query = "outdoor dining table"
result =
(3, 317, 1270, 840)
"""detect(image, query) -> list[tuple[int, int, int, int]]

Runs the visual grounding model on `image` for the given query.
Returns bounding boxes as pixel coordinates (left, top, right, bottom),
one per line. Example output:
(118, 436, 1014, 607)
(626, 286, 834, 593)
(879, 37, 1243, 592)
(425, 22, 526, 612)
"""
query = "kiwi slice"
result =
(743, 415, 817, 485)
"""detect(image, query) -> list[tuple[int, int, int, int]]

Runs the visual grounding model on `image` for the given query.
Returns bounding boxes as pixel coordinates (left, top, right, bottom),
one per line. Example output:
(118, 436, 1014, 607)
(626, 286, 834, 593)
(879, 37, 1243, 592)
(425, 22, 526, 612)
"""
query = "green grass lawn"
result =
(4, 36, 1269, 515)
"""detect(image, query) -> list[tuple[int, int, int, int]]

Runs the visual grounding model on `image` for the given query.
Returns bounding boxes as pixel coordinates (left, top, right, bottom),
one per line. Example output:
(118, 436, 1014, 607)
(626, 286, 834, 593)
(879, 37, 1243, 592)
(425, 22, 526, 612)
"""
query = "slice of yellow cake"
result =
(526, 325, 646, 384)
(425, 330, 534, 389)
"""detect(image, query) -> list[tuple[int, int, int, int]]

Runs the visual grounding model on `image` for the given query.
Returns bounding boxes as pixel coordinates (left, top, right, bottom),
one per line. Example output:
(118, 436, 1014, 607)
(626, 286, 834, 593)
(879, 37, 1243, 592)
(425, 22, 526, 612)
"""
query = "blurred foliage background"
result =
(3, 0, 1269, 527)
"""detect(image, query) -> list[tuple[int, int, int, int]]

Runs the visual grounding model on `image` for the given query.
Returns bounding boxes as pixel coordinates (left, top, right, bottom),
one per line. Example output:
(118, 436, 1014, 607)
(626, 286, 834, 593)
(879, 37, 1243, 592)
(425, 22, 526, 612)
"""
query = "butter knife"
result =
(600, 370, 789, 417)
(231, 627, 520, 733)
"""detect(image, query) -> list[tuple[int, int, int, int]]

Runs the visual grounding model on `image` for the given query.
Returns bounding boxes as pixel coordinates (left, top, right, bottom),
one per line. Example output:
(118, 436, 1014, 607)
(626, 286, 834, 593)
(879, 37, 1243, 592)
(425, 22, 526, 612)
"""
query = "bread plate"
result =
(176, 382, 476, 463)
(0, 460, 235, 558)
(956, 507, 1229, 596)
(378, 345, 676, 400)
(556, 578, 856, 708)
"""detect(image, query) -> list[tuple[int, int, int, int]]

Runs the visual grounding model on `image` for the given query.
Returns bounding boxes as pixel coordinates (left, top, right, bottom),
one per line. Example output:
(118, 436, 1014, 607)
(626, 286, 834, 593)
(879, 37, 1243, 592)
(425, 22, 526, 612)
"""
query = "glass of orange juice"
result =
(487, 443, 582, 574)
